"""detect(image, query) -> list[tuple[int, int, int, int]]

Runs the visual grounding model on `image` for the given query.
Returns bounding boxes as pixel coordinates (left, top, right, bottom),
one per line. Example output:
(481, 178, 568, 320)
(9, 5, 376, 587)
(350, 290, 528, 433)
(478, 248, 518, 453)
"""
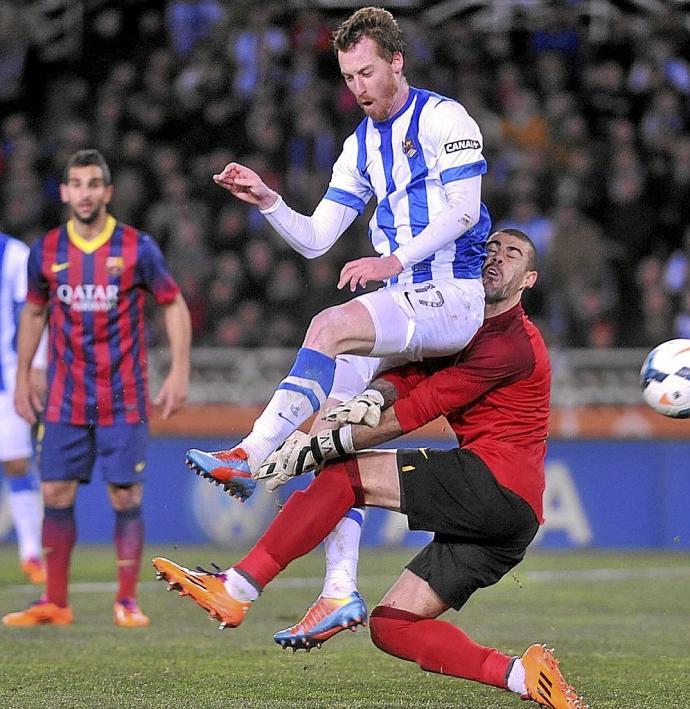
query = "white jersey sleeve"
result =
(429, 98, 487, 184)
(260, 195, 359, 259)
(1, 237, 29, 389)
(393, 175, 481, 269)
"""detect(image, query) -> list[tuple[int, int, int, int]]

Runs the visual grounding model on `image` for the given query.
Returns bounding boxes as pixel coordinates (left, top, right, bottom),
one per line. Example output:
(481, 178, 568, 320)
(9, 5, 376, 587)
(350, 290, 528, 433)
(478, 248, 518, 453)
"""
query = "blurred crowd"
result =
(1, 0, 689, 348)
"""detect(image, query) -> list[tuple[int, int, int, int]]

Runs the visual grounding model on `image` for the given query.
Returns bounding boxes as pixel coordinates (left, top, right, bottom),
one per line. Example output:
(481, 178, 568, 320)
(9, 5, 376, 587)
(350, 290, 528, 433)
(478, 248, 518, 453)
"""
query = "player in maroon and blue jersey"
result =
(3, 149, 191, 628)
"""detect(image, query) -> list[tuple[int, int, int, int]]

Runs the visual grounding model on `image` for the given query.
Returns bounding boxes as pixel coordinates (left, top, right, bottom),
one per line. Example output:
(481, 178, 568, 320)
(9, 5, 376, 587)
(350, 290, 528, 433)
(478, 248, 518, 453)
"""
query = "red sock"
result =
(235, 459, 363, 589)
(114, 506, 144, 601)
(42, 506, 76, 608)
(369, 606, 512, 689)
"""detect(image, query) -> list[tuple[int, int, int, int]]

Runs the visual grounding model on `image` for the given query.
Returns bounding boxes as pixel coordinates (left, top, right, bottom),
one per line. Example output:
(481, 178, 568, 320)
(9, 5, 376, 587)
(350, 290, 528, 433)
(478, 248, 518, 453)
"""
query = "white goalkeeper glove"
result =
(256, 427, 354, 492)
(322, 389, 384, 427)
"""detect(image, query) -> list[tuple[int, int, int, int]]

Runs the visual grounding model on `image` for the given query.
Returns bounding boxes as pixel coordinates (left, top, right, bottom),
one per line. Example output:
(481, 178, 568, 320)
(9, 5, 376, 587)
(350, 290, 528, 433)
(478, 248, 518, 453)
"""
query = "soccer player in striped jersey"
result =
(187, 6, 491, 496)
(0, 231, 46, 585)
(3, 149, 191, 627)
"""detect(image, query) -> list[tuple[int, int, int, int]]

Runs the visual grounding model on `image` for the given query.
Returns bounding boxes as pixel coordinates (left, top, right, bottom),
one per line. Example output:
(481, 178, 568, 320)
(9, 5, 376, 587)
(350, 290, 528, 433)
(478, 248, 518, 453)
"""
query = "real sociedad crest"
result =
(402, 137, 417, 157)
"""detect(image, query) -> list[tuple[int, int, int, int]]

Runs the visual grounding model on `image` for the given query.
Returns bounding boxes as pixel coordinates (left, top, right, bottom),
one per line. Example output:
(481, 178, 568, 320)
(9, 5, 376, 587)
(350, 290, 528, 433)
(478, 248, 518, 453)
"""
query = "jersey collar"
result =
(67, 214, 116, 254)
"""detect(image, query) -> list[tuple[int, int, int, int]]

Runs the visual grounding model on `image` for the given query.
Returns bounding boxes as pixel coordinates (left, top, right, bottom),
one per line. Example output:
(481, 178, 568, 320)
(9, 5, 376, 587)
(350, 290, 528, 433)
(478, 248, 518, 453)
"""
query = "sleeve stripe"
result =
(324, 187, 367, 215)
(440, 160, 487, 184)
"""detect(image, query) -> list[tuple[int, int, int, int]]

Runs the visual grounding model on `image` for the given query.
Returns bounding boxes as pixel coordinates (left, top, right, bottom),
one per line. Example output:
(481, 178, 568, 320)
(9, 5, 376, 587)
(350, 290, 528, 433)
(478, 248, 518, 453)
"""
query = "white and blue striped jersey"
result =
(0, 233, 29, 393)
(324, 87, 491, 285)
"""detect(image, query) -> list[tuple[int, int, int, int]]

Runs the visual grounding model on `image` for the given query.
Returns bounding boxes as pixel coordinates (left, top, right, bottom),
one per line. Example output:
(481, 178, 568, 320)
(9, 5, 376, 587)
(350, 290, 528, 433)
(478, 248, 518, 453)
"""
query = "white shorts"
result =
(330, 278, 484, 402)
(0, 390, 32, 462)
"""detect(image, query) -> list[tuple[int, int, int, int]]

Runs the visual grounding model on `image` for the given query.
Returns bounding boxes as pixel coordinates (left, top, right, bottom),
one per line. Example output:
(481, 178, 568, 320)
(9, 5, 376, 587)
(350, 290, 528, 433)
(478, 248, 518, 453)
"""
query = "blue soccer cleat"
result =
(185, 447, 257, 501)
(273, 592, 368, 651)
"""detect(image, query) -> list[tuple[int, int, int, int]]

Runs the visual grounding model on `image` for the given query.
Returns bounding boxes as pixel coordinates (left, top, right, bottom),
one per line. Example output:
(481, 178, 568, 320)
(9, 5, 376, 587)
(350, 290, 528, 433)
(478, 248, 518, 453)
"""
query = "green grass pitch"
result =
(1, 545, 689, 708)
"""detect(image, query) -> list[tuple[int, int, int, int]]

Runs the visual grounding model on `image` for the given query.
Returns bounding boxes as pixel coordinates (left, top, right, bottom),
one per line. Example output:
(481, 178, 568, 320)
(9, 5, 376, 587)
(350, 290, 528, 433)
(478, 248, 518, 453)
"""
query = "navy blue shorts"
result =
(36, 422, 149, 485)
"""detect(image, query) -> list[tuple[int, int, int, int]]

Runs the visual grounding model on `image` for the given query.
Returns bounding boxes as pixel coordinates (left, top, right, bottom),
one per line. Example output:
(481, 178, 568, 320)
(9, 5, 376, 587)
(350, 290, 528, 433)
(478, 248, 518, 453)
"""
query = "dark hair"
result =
(495, 228, 538, 271)
(62, 149, 112, 185)
(332, 7, 405, 61)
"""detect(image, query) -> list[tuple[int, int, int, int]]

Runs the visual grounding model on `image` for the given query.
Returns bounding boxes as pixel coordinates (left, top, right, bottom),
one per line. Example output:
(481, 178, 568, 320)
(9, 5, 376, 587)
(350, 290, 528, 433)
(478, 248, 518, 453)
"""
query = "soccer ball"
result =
(640, 339, 690, 418)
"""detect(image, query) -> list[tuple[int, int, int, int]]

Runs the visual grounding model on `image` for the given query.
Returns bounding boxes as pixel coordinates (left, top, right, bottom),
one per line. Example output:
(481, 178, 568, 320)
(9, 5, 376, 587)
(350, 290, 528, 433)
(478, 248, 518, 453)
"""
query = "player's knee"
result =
(42, 481, 76, 507)
(2, 458, 29, 477)
(304, 306, 345, 350)
(108, 483, 142, 510)
(368, 610, 391, 653)
(369, 605, 417, 654)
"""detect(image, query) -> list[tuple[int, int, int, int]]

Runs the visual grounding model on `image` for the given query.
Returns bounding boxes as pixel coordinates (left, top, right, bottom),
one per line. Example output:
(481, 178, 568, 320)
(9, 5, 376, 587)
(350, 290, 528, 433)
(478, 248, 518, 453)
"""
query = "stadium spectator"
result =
(0, 230, 46, 585)
(2, 149, 191, 628)
(544, 202, 618, 346)
(0, 2, 688, 348)
(154, 229, 587, 709)
(165, 0, 225, 59)
(187, 6, 491, 492)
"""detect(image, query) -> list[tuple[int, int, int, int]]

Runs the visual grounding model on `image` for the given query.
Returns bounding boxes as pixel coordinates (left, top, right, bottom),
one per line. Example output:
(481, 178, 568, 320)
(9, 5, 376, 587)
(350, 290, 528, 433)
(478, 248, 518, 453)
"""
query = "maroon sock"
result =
(235, 458, 364, 589)
(114, 506, 144, 602)
(369, 606, 513, 689)
(42, 506, 76, 608)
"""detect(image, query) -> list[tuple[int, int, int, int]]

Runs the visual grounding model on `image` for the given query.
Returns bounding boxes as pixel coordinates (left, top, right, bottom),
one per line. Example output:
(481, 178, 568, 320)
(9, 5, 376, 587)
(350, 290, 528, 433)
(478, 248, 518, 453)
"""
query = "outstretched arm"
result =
(212, 162, 279, 210)
(213, 161, 358, 259)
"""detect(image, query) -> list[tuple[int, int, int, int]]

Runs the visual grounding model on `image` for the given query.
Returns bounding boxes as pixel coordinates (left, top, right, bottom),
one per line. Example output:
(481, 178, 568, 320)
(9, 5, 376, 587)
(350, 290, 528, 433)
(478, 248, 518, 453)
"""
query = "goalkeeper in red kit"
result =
(154, 230, 587, 708)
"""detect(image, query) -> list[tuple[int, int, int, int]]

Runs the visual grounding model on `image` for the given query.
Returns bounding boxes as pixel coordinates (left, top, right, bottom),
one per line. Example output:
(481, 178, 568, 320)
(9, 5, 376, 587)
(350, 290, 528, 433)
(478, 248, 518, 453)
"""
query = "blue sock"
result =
(8, 471, 39, 493)
(243, 348, 336, 468)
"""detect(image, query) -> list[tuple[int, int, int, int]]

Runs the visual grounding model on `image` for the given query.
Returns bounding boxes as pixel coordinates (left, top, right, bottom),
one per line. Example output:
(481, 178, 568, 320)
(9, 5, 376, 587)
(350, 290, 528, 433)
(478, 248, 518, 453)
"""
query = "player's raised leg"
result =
(186, 301, 376, 497)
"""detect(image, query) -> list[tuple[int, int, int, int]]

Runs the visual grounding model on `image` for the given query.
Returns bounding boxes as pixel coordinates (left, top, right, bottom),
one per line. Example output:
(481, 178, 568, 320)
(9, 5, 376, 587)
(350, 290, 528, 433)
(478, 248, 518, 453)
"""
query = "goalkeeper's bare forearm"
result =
(348, 404, 404, 451)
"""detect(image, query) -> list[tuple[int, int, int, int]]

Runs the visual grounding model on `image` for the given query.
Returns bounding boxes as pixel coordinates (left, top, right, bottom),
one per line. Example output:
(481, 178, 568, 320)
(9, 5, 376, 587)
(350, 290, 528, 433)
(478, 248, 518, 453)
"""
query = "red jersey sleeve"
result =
(378, 361, 431, 399)
(393, 329, 535, 433)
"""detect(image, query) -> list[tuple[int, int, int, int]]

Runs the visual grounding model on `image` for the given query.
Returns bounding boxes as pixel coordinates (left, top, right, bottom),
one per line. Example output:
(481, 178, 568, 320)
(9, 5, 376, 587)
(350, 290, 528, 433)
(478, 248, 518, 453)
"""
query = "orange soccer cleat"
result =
(21, 557, 47, 585)
(114, 598, 150, 628)
(152, 557, 251, 629)
(2, 600, 73, 626)
(522, 644, 588, 708)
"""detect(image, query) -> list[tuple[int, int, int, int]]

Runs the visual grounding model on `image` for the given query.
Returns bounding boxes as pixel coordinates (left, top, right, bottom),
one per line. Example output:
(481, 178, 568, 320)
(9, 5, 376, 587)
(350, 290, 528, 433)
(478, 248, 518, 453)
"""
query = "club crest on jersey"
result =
(402, 138, 417, 157)
(445, 139, 481, 154)
(106, 256, 124, 276)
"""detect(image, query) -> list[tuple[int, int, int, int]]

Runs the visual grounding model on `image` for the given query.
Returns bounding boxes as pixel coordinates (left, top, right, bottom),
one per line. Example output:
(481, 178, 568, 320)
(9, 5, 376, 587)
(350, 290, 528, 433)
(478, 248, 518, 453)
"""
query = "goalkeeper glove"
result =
(322, 389, 384, 427)
(256, 427, 354, 492)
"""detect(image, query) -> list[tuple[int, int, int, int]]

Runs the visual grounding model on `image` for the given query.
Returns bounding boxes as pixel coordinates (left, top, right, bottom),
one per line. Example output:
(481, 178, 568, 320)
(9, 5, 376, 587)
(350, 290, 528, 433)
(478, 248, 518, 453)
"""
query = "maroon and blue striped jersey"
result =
(26, 215, 180, 425)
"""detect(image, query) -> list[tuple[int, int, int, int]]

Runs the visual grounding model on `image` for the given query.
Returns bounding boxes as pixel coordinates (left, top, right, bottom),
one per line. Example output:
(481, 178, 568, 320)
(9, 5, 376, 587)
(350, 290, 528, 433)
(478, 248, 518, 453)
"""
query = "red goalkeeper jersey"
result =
(383, 303, 551, 522)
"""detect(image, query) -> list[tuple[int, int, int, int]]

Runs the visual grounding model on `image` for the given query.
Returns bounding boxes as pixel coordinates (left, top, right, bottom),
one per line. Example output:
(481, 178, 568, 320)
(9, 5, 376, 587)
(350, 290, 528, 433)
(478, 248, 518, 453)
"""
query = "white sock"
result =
(240, 387, 314, 469)
(223, 568, 259, 602)
(239, 347, 335, 471)
(507, 657, 527, 695)
(321, 508, 364, 598)
(8, 489, 43, 560)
